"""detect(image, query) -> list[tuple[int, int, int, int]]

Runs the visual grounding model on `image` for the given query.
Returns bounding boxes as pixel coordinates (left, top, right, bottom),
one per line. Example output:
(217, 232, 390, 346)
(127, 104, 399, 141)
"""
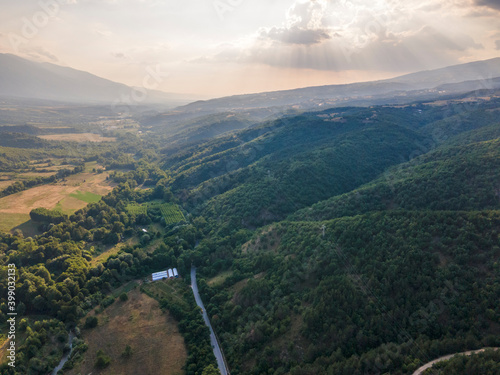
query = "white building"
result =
(173, 268, 179, 278)
(168, 269, 174, 279)
(152, 270, 168, 281)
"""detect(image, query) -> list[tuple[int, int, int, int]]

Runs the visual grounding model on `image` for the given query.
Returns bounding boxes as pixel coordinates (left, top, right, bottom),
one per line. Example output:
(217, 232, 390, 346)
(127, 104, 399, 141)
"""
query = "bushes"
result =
(84, 316, 98, 329)
(101, 296, 115, 309)
(94, 350, 111, 369)
(30, 207, 67, 224)
(121, 345, 132, 358)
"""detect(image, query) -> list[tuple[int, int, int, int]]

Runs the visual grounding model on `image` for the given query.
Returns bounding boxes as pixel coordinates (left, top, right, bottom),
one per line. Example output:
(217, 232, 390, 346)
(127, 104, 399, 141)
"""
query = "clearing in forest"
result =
(67, 288, 186, 375)
(125, 202, 186, 225)
(0, 164, 115, 233)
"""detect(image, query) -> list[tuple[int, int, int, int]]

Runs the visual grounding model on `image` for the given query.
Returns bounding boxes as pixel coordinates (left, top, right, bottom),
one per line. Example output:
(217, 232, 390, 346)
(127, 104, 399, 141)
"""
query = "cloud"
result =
(190, 0, 488, 75)
(111, 52, 127, 59)
(475, 0, 500, 10)
(496, 40, 500, 50)
(25, 47, 59, 63)
(260, 25, 332, 45)
(258, 0, 333, 46)
(91, 23, 113, 38)
(222, 23, 484, 74)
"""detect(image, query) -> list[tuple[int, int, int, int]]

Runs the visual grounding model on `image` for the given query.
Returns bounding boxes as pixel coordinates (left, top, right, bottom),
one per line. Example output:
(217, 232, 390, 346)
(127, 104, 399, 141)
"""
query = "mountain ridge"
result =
(0, 53, 199, 105)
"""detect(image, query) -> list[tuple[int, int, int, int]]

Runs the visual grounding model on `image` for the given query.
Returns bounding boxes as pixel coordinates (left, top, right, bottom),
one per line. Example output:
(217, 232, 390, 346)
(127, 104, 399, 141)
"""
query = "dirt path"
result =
(412, 347, 499, 374)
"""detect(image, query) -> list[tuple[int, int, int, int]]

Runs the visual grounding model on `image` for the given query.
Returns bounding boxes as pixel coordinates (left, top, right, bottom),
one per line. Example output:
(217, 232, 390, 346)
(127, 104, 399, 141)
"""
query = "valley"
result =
(0, 57, 500, 375)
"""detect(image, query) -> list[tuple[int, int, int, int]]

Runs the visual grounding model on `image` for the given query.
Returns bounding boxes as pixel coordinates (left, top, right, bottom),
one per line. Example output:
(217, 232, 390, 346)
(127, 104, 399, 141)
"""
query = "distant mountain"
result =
(0, 53, 198, 105)
(390, 58, 500, 88)
(146, 57, 500, 126)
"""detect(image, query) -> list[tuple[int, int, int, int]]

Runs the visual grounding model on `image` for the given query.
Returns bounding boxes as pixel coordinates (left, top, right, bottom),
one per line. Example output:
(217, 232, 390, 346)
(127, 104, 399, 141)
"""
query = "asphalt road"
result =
(191, 266, 228, 375)
(412, 347, 499, 375)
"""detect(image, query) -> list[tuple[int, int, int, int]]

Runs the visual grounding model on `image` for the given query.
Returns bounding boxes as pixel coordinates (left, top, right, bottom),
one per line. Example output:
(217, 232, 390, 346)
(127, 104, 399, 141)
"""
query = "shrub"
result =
(84, 316, 98, 329)
(94, 350, 111, 369)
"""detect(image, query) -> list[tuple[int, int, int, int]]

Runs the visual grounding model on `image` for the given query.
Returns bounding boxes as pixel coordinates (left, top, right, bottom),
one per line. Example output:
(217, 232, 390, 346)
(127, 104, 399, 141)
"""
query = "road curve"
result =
(412, 347, 499, 375)
(191, 266, 229, 375)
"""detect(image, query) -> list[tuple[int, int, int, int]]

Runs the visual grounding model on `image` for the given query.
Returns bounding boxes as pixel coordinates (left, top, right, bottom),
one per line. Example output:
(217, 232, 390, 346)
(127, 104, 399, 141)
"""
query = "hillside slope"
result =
(0, 53, 192, 104)
(189, 92, 500, 374)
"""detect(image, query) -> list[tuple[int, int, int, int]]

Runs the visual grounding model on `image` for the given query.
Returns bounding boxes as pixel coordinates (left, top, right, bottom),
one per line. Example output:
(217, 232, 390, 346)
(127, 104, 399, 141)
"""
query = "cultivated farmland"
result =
(125, 202, 186, 225)
(125, 203, 148, 215)
(0, 163, 115, 233)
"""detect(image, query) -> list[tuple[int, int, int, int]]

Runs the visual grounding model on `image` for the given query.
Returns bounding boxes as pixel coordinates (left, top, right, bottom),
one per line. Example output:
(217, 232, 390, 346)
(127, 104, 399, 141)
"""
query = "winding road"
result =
(412, 347, 499, 375)
(191, 266, 229, 375)
(51, 331, 75, 375)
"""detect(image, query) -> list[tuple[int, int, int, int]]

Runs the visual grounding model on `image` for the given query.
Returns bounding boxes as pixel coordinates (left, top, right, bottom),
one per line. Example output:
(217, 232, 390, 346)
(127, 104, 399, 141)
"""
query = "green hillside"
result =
(200, 211, 500, 374)
(2, 90, 500, 375)
(290, 130, 500, 222)
(165, 108, 432, 233)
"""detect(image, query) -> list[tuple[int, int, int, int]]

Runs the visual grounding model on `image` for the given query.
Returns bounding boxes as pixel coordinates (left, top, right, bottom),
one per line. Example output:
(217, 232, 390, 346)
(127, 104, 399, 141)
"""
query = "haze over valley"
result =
(1, 1, 500, 375)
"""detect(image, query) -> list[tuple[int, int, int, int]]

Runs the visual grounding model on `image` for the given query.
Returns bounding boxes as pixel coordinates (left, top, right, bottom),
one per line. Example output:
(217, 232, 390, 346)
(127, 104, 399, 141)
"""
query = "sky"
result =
(0, 0, 499, 98)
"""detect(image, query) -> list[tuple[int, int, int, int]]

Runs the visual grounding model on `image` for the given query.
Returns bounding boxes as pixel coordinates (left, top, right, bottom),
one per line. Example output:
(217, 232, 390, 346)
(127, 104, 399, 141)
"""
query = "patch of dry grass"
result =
(67, 288, 186, 375)
(91, 237, 139, 266)
(207, 271, 233, 287)
(38, 133, 117, 142)
(0, 164, 115, 233)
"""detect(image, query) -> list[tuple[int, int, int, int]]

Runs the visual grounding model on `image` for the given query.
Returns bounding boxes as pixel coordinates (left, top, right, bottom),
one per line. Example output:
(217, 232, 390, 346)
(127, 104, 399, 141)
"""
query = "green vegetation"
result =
(156, 202, 186, 224)
(0, 163, 85, 198)
(126, 201, 185, 225)
(84, 316, 98, 329)
(201, 211, 500, 374)
(142, 279, 217, 374)
(68, 190, 102, 203)
(125, 202, 148, 215)
(423, 349, 500, 374)
(0, 318, 70, 375)
(121, 344, 133, 358)
(94, 349, 111, 369)
(2, 92, 500, 375)
(29, 207, 67, 224)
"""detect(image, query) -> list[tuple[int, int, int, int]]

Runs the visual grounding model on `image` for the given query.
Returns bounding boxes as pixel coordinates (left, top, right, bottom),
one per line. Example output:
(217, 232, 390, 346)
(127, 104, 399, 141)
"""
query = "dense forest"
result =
(1, 90, 500, 374)
(422, 349, 500, 374)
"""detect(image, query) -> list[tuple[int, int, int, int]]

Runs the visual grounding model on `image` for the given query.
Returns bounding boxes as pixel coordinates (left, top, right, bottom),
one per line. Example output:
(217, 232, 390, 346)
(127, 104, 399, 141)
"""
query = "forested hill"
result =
(204, 211, 500, 374)
(162, 95, 500, 234)
(290, 123, 500, 222)
(1, 88, 500, 375)
(183, 92, 500, 374)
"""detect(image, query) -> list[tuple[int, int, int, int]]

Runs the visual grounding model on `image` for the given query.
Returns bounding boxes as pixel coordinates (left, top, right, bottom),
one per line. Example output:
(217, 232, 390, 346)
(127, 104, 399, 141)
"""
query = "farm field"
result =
(157, 203, 186, 224)
(0, 163, 78, 185)
(38, 133, 117, 142)
(126, 202, 186, 224)
(0, 180, 12, 190)
(67, 288, 187, 375)
(0, 164, 115, 233)
(125, 202, 148, 215)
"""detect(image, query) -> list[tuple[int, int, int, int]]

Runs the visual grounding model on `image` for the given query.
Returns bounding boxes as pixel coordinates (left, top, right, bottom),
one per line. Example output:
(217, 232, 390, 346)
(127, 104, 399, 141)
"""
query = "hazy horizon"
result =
(1, 0, 500, 97)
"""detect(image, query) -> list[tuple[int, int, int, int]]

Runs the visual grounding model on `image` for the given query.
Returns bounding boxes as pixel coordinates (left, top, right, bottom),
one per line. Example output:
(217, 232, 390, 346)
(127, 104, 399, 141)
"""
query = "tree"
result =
(121, 344, 132, 358)
(202, 364, 221, 375)
(95, 350, 111, 369)
(84, 316, 98, 329)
